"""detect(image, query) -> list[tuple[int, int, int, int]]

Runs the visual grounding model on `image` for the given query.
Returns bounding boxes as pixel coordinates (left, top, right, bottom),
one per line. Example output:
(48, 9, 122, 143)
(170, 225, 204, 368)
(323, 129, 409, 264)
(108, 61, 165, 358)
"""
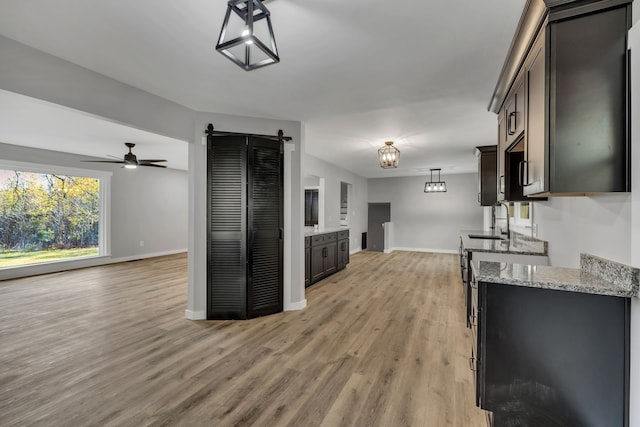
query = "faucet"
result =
(491, 201, 510, 240)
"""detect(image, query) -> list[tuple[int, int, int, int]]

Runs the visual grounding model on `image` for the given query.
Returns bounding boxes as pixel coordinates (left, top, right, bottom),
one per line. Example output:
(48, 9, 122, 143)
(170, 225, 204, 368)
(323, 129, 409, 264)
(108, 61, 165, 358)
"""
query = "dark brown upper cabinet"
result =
(490, 0, 632, 197)
(475, 145, 497, 206)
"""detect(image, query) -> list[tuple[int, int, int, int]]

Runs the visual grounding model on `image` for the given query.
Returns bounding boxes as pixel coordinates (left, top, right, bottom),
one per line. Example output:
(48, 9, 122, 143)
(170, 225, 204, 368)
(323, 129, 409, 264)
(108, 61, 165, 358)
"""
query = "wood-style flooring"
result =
(0, 251, 486, 426)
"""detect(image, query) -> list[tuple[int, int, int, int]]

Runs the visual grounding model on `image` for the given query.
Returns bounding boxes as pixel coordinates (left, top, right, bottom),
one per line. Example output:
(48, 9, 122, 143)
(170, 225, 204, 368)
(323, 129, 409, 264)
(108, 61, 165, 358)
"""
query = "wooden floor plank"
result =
(0, 251, 486, 426)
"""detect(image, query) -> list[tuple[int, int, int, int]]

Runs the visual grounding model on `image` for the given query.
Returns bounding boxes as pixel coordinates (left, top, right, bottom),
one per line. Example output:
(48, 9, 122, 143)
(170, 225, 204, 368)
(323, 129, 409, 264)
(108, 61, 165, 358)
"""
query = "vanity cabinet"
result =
(473, 277, 630, 426)
(494, 0, 631, 197)
(476, 145, 497, 206)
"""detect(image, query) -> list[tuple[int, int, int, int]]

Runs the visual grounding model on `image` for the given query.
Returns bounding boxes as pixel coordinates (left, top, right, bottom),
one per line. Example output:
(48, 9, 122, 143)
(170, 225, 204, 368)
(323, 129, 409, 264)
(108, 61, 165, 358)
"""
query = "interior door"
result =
(367, 203, 390, 252)
(207, 136, 247, 319)
(247, 137, 283, 318)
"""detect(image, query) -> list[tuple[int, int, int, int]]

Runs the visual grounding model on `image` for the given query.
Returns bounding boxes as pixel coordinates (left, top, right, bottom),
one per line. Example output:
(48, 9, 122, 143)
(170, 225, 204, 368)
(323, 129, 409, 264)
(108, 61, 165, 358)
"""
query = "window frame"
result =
(0, 159, 112, 268)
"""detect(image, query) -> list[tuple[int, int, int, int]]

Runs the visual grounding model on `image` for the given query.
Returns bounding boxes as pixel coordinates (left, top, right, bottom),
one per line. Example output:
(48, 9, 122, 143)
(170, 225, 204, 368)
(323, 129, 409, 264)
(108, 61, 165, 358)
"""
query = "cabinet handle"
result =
(499, 175, 505, 194)
(519, 160, 531, 187)
(478, 192, 481, 203)
(507, 111, 517, 135)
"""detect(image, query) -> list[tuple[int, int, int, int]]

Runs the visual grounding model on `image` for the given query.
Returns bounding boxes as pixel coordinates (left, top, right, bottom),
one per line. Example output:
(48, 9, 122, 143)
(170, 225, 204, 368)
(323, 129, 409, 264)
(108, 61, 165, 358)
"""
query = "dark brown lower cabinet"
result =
(337, 230, 350, 270)
(474, 280, 630, 426)
(304, 237, 311, 287)
(307, 230, 348, 287)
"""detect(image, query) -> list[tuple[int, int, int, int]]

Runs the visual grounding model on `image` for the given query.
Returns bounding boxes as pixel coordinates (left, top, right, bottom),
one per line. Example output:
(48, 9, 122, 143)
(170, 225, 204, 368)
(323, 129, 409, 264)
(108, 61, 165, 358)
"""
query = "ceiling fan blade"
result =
(81, 160, 126, 164)
(139, 159, 167, 163)
(140, 163, 167, 168)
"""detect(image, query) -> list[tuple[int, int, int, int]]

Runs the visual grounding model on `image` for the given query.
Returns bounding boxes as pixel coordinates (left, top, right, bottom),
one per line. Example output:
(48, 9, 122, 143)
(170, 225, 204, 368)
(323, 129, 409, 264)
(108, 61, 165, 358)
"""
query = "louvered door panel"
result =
(207, 137, 247, 319)
(247, 138, 283, 317)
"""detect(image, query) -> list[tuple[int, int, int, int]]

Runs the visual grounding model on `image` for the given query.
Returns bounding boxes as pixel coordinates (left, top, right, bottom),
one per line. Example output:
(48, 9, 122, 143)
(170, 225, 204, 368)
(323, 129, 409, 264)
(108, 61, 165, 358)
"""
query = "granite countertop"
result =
(460, 230, 548, 256)
(304, 227, 349, 237)
(471, 253, 639, 298)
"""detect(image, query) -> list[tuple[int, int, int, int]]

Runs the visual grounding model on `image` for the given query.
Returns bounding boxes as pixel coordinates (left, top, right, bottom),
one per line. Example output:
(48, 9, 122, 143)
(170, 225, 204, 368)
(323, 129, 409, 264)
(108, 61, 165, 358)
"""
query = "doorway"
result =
(368, 203, 390, 252)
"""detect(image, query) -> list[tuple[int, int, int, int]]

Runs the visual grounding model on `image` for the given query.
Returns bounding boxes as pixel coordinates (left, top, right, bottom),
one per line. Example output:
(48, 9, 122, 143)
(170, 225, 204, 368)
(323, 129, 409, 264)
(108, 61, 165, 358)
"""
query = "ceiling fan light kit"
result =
(81, 142, 167, 169)
(216, 0, 280, 71)
(378, 141, 400, 169)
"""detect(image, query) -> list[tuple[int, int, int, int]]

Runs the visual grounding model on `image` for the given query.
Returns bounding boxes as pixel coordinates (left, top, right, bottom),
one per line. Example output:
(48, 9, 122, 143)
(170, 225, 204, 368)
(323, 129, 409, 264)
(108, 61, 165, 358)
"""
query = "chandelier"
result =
(424, 168, 447, 193)
(378, 141, 400, 169)
(216, 0, 280, 71)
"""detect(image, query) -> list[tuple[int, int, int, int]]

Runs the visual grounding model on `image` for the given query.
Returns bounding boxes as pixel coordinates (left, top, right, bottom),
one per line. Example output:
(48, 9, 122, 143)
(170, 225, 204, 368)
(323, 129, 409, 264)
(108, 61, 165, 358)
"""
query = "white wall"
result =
(368, 173, 484, 253)
(531, 195, 631, 268)
(0, 142, 188, 280)
(110, 163, 188, 258)
(302, 153, 368, 252)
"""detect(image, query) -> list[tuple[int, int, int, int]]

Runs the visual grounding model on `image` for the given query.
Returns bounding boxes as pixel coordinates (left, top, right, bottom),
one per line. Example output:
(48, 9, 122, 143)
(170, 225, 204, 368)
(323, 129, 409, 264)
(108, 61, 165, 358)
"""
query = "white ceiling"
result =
(0, 0, 526, 177)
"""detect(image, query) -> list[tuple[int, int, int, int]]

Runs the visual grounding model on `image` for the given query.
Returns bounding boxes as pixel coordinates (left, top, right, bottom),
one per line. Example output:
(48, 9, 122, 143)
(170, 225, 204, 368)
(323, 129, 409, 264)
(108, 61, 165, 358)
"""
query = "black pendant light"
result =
(378, 141, 400, 169)
(424, 168, 447, 193)
(216, 0, 280, 71)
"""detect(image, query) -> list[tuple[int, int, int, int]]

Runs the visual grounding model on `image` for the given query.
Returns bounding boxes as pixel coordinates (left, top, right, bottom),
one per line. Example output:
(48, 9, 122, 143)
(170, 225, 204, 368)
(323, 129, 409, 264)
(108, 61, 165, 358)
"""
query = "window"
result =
(0, 160, 111, 268)
(508, 201, 533, 228)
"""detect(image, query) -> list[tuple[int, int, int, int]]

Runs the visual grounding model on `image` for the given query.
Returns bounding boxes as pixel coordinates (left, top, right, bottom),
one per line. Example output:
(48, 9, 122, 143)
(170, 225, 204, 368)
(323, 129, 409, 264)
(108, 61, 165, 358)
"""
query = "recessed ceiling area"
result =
(0, 0, 527, 177)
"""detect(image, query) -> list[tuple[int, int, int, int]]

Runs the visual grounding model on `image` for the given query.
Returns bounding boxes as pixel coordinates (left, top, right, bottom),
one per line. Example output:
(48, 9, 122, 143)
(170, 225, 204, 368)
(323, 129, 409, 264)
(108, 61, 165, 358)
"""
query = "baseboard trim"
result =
(349, 247, 362, 255)
(184, 310, 206, 320)
(392, 247, 458, 255)
(110, 249, 188, 264)
(285, 299, 307, 311)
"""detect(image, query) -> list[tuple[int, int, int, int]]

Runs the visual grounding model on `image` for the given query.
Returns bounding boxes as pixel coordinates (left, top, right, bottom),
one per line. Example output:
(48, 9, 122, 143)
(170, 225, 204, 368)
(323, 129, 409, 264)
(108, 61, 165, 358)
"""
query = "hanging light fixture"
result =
(216, 0, 280, 71)
(378, 141, 400, 169)
(424, 168, 447, 193)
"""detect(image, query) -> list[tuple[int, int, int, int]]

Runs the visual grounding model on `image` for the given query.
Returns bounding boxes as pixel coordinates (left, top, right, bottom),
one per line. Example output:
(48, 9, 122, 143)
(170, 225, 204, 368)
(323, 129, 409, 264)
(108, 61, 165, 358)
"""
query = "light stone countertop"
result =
(304, 227, 349, 237)
(460, 230, 548, 256)
(472, 253, 639, 298)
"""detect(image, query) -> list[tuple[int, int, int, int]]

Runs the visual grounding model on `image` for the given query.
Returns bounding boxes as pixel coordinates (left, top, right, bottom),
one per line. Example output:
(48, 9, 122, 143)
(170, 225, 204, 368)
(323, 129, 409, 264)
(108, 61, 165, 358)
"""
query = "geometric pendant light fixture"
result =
(424, 168, 447, 192)
(216, 0, 280, 71)
(378, 141, 400, 169)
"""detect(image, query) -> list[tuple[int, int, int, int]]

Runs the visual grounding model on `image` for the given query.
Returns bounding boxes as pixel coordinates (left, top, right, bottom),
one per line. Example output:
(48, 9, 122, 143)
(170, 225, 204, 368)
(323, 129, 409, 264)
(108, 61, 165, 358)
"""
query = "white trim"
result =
(384, 248, 394, 254)
(0, 159, 113, 179)
(391, 247, 458, 254)
(283, 142, 294, 311)
(349, 247, 362, 255)
(0, 159, 112, 261)
(285, 298, 307, 311)
(184, 310, 206, 320)
(0, 249, 187, 281)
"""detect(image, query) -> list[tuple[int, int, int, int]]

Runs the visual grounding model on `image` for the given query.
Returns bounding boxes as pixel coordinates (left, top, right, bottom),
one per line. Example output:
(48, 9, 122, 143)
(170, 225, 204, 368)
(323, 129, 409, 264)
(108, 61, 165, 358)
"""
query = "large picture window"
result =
(0, 161, 110, 268)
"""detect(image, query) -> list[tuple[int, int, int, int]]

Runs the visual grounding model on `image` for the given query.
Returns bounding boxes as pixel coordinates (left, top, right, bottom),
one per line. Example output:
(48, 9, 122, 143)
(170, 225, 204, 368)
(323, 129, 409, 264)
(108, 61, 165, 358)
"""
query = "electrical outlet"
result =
(139, 240, 145, 247)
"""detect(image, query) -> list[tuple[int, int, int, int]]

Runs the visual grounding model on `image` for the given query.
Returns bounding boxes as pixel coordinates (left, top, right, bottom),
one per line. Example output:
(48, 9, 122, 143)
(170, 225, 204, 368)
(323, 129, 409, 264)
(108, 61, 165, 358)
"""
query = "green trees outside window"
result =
(0, 169, 101, 267)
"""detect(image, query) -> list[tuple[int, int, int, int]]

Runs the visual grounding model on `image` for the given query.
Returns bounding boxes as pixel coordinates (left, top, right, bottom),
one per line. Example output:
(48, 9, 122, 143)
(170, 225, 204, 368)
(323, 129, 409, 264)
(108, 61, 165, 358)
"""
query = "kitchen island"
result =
(469, 254, 638, 426)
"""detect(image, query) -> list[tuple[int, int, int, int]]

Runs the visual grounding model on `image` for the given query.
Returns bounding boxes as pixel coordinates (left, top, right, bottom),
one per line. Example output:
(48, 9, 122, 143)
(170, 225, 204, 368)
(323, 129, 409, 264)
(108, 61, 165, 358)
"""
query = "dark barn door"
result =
(207, 136, 247, 319)
(247, 137, 283, 317)
(207, 133, 283, 319)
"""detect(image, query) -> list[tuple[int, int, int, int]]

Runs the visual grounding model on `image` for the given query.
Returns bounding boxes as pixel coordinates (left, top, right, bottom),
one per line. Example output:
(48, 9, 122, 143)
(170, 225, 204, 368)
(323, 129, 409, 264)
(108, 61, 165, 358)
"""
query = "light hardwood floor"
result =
(0, 251, 486, 426)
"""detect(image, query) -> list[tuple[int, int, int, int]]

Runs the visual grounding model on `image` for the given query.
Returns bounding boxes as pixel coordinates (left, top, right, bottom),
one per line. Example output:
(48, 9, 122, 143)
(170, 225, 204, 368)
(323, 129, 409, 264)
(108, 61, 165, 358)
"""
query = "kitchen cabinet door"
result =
(523, 31, 546, 196)
(324, 241, 338, 275)
(504, 77, 525, 147)
(496, 112, 506, 201)
(477, 281, 629, 426)
(523, 2, 630, 195)
(476, 145, 497, 206)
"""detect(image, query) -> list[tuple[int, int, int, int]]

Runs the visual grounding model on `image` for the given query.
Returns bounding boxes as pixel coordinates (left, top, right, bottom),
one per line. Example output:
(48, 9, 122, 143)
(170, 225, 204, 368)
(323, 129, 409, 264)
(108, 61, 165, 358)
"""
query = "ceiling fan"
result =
(83, 142, 167, 169)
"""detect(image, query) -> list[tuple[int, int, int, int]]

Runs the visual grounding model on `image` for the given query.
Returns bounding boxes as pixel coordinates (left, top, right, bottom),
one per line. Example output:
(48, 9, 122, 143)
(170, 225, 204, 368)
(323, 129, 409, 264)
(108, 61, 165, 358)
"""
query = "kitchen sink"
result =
(468, 234, 503, 240)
